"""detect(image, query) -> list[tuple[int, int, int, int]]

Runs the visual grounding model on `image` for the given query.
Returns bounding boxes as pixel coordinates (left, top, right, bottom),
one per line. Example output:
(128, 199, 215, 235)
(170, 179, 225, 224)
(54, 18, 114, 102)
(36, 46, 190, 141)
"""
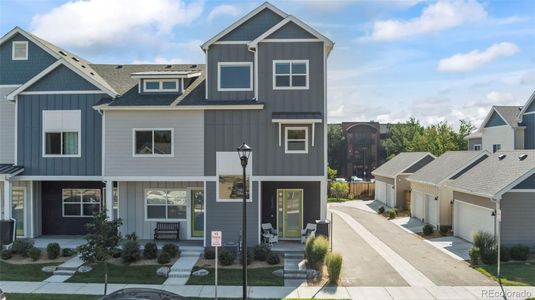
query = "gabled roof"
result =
(479, 105, 522, 130)
(372, 152, 434, 179)
(518, 90, 535, 123)
(450, 150, 535, 198)
(407, 151, 489, 186)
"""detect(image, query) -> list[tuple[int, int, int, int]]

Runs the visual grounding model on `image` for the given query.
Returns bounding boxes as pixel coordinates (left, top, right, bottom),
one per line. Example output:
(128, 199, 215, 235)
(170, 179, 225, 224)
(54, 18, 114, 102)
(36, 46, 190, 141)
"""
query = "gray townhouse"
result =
(0, 2, 334, 247)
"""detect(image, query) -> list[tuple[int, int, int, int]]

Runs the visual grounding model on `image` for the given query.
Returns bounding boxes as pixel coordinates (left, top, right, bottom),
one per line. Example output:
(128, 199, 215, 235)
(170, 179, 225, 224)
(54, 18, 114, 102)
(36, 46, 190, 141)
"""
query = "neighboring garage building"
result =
(407, 151, 489, 229)
(450, 150, 535, 245)
(372, 152, 435, 209)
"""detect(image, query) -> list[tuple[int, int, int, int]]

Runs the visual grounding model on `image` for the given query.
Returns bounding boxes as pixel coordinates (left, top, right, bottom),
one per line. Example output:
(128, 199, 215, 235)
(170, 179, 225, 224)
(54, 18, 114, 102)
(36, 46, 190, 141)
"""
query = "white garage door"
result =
(454, 200, 495, 243)
(386, 184, 394, 207)
(425, 194, 438, 227)
(375, 181, 386, 204)
(411, 191, 425, 220)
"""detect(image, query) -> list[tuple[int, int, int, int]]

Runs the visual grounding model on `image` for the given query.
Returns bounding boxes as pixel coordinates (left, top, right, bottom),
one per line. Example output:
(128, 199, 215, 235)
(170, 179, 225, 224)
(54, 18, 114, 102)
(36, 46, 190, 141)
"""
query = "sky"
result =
(1, 0, 534, 128)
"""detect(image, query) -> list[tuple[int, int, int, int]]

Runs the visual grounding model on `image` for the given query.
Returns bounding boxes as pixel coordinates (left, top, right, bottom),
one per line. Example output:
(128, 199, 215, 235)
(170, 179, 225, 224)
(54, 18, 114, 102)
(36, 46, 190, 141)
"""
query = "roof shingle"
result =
(372, 152, 434, 178)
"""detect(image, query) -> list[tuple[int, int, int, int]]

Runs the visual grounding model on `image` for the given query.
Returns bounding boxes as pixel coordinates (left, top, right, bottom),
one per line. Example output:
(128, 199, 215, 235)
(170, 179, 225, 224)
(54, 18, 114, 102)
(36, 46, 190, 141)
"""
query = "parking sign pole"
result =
(215, 246, 218, 300)
(212, 231, 222, 300)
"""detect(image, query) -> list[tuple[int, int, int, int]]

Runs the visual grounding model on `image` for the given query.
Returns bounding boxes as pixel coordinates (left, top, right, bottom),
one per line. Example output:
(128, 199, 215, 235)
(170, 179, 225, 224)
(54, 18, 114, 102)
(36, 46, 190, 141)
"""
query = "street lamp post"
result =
(237, 142, 251, 300)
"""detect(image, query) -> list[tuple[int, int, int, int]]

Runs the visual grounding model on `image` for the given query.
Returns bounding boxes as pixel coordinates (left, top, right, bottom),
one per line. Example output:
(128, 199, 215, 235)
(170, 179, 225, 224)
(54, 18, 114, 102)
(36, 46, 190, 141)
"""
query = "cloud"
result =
(207, 4, 241, 22)
(437, 42, 519, 72)
(485, 91, 517, 104)
(370, 0, 486, 41)
(30, 0, 204, 50)
(176, 39, 203, 52)
(520, 71, 535, 86)
(131, 56, 185, 64)
(294, 0, 425, 12)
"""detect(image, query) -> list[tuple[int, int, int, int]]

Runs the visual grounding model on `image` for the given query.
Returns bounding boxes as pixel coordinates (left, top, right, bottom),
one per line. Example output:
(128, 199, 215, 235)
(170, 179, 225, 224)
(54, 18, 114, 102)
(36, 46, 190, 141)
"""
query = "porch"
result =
(31, 235, 204, 250)
(270, 240, 304, 253)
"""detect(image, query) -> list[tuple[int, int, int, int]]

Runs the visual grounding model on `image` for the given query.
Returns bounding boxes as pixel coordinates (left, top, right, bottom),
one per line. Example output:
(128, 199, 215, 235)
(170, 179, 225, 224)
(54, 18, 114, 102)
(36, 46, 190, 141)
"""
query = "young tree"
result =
(327, 166, 338, 181)
(78, 211, 123, 296)
(330, 181, 349, 200)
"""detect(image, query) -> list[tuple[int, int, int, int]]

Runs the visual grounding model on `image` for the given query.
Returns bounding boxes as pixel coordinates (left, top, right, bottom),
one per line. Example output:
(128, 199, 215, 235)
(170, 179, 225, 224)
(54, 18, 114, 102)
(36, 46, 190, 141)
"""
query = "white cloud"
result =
(207, 4, 241, 22)
(485, 91, 517, 104)
(370, 0, 486, 41)
(176, 39, 203, 52)
(295, 0, 425, 12)
(520, 71, 535, 86)
(437, 42, 519, 72)
(30, 0, 203, 50)
(131, 56, 185, 64)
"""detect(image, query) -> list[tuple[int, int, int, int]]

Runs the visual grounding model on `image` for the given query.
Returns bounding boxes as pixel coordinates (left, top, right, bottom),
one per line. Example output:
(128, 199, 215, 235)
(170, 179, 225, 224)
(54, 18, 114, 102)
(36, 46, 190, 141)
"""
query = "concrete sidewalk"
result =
(1, 281, 534, 299)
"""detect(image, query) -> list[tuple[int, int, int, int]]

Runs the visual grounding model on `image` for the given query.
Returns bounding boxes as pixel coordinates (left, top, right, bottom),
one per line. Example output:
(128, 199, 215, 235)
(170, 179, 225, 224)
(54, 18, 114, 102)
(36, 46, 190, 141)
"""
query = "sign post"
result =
(211, 231, 222, 300)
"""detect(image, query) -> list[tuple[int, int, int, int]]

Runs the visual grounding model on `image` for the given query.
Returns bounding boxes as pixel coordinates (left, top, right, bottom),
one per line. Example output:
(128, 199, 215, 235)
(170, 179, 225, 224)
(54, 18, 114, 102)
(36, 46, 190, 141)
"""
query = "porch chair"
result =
(301, 223, 317, 243)
(261, 223, 278, 247)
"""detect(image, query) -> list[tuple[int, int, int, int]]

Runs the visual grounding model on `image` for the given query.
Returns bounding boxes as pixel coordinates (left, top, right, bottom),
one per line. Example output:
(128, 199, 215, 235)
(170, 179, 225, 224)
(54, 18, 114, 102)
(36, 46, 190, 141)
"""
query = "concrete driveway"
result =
(329, 204, 496, 287)
(424, 236, 473, 261)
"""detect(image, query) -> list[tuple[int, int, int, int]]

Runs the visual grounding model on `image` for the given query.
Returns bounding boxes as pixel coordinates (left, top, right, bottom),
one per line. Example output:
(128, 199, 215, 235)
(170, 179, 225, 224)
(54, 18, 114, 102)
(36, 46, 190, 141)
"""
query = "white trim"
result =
(96, 104, 264, 111)
(213, 41, 249, 45)
(131, 72, 201, 79)
(508, 189, 535, 192)
(11, 186, 27, 237)
(144, 188, 188, 222)
(0, 84, 23, 88)
(132, 128, 174, 157)
(42, 131, 82, 158)
(14, 98, 18, 164)
(20, 90, 105, 95)
(102, 111, 106, 176)
(12, 176, 103, 181)
(12, 41, 28, 60)
(253, 176, 324, 181)
(187, 187, 205, 240)
(453, 199, 495, 212)
(272, 60, 309, 90)
(204, 51, 208, 100)
(203, 181, 206, 247)
(254, 49, 259, 100)
(262, 39, 322, 43)
(143, 79, 180, 92)
(285, 126, 308, 154)
(257, 181, 261, 245)
(29, 181, 34, 238)
(272, 119, 322, 124)
(523, 111, 535, 115)
(61, 188, 102, 218)
(103, 176, 215, 182)
(217, 62, 253, 91)
(321, 44, 328, 220)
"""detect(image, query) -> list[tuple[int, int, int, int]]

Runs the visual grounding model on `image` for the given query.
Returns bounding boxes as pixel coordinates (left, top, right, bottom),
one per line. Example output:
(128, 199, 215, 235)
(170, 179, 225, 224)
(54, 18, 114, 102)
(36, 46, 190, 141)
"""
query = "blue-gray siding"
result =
(485, 111, 507, 127)
(219, 8, 283, 41)
(205, 181, 259, 247)
(267, 21, 316, 39)
(27, 64, 99, 91)
(526, 100, 535, 113)
(0, 33, 56, 85)
(513, 173, 535, 189)
(17, 94, 104, 175)
(521, 113, 535, 149)
(207, 44, 254, 100)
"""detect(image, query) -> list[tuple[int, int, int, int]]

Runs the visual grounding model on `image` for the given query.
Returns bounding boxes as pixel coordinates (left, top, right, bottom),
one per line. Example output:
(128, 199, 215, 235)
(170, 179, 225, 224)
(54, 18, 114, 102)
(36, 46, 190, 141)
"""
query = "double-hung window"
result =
(146, 189, 187, 220)
(218, 62, 253, 91)
(12, 41, 28, 60)
(273, 60, 308, 89)
(143, 79, 179, 92)
(43, 110, 81, 157)
(285, 127, 308, 154)
(63, 189, 101, 217)
(133, 129, 173, 156)
(474, 144, 481, 151)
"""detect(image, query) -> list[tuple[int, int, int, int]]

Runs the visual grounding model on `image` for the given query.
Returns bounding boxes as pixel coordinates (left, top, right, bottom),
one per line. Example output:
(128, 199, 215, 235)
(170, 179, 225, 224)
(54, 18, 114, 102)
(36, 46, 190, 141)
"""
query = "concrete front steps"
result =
(283, 252, 307, 286)
(164, 249, 203, 285)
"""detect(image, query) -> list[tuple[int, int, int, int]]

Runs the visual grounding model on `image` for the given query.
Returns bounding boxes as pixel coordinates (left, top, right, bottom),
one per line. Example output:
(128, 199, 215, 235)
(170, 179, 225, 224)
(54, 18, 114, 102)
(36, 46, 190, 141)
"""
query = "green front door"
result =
(12, 188, 25, 237)
(277, 189, 303, 238)
(191, 190, 204, 238)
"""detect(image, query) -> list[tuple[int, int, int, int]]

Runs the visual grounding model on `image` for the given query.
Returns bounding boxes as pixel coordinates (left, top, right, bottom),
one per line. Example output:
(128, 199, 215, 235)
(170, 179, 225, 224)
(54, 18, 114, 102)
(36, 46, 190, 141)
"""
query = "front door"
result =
(277, 189, 303, 239)
(12, 188, 26, 237)
(190, 189, 204, 238)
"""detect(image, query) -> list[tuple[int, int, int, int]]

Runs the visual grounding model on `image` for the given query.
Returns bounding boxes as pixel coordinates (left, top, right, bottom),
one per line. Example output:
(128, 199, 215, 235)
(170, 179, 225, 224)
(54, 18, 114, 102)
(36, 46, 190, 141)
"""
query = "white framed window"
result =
(493, 144, 501, 153)
(273, 60, 309, 90)
(62, 189, 102, 217)
(145, 189, 187, 221)
(12, 41, 28, 60)
(143, 79, 180, 92)
(42, 110, 81, 157)
(474, 144, 481, 151)
(133, 128, 173, 157)
(285, 127, 308, 154)
(217, 62, 253, 91)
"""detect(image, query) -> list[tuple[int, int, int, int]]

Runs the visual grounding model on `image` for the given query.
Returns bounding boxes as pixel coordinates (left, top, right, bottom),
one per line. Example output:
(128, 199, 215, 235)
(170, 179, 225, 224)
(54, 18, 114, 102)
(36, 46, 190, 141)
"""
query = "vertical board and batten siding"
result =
(501, 192, 535, 245)
(104, 110, 204, 176)
(0, 86, 17, 163)
(512, 173, 535, 189)
(118, 181, 203, 240)
(17, 94, 103, 175)
(219, 8, 284, 41)
(266, 21, 316, 39)
(521, 112, 535, 149)
(485, 111, 507, 127)
(207, 44, 254, 100)
(204, 181, 259, 247)
(26, 65, 99, 91)
(0, 33, 57, 85)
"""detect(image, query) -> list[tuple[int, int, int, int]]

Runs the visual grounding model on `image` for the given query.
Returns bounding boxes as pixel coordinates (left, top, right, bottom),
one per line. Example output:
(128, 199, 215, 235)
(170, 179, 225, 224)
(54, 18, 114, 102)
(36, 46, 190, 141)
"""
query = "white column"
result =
(3, 179, 12, 220)
(320, 177, 327, 220)
(105, 180, 113, 220)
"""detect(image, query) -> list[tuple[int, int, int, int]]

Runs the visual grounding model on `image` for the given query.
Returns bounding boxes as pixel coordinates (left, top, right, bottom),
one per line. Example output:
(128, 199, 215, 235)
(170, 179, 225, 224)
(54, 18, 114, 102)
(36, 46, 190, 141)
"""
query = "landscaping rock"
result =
(78, 265, 92, 273)
(156, 266, 170, 277)
(41, 266, 57, 273)
(272, 269, 284, 278)
(306, 269, 321, 280)
(192, 269, 209, 277)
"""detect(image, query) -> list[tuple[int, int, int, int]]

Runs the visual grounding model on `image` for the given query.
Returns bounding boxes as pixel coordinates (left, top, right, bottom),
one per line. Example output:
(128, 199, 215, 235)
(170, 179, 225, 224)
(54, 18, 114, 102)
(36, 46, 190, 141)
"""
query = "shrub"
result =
(204, 247, 215, 259)
(121, 241, 141, 263)
(378, 206, 385, 214)
(326, 252, 343, 284)
(388, 209, 397, 219)
(309, 236, 329, 270)
(46, 243, 60, 260)
(27, 247, 41, 261)
(157, 252, 171, 265)
(304, 235, 315, 261)
(162, 244, 179, 258)
(422, 224, 434, 236)
(473, 231, 497, 264)
(330, 181, 349, 200)
(510, 244, 530, 261)
(12, 240, 33, 257)
(393, 208, 399, 214)
(143, 242, 158, 259)
(439, 226, 450, 236)
(62, 248, 75, 257)
(500, 246, 510, 262)
(125, 232, 138, 241)
(266, 252, 280, 265)
(253, 244, 270, 261)
(111, 247, 122, 258)
(1, 249, 12, 260)
(240, 251, 253, 266)
(469, 247, 480, 265)
(218, 248, 236, 266)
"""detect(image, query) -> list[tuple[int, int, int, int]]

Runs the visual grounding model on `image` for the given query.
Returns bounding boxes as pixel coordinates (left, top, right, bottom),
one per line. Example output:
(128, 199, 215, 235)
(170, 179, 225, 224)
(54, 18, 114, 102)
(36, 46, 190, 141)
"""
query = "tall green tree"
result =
(328, 124, 346, 174)
(384, 118, 423, 158)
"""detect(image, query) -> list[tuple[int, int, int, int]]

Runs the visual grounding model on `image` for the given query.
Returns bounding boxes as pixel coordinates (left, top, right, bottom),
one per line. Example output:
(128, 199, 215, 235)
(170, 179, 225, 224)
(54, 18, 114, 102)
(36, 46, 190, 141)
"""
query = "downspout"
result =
(247, 45, 258, 101)
(494, 195, 502, 278)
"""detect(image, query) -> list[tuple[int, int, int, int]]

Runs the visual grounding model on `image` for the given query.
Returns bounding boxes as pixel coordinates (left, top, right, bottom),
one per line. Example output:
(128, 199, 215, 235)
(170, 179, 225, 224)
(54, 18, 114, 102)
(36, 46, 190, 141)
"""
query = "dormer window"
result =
(143, 79, 180, 92)
(12, 41, 28, 60)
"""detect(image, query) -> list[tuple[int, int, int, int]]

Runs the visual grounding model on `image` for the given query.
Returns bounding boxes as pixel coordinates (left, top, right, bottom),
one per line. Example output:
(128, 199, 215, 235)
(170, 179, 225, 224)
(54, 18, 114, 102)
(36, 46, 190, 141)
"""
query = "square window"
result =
(12, 41, 28, 60)
(285, 127, 308, 153)
(134, 129, 172, 156)
(162, 81, 177, 90)
(292, 75, 307, 87)
(218, 63, 252, 91)
(145, 81, 160, 90)
(273, 60, 308, 89)
(64, 204, 81, 216)
(135, 130, 153, 155)
(292, 63, 307, 74)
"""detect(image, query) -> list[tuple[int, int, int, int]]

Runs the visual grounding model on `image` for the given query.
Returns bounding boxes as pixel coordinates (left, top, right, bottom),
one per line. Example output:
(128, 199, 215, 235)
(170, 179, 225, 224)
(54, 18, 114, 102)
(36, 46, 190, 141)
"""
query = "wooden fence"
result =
(348, 182, 375, 199)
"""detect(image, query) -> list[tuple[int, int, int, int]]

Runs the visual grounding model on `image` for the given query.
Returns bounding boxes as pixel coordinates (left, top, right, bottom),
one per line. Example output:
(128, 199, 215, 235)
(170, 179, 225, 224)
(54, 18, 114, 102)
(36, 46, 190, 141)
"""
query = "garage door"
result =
(386, 184, 394, 207)
(375, 181, 386, 204)
(425, 194, 438, 227)
(411, 191, 425, 220)
(454, 200, 494, 242)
